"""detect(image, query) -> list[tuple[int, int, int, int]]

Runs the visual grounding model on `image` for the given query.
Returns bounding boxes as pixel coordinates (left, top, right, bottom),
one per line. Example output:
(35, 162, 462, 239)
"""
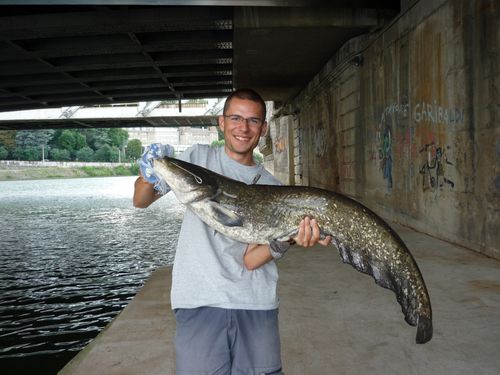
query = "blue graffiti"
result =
(380, 126, 393, 189)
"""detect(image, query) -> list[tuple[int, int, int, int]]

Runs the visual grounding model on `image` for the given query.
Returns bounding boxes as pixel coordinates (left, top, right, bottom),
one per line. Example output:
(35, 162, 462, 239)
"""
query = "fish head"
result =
(153, 157, 218, 204)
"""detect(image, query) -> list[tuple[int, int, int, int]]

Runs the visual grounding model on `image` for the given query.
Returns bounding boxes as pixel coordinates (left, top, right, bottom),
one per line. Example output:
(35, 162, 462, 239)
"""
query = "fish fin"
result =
(208, 201, 243, 227)
(333, 238, 432, 343)
(416, 315, 433, 344)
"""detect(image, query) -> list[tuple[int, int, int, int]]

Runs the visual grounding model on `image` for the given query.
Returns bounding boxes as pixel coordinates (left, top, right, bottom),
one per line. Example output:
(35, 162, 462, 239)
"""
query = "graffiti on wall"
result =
(372, 103, 409, 190)
(380, 125, 393, 189)
(372, 99, 463, 193)
(414, 99, 463, 193)
(419, 142, 455, 191)
(414, 101, 464, 126)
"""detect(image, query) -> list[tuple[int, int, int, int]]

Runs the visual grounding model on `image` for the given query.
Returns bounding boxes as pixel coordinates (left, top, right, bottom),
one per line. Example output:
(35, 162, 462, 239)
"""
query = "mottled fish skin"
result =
(154, 157, 433, 344)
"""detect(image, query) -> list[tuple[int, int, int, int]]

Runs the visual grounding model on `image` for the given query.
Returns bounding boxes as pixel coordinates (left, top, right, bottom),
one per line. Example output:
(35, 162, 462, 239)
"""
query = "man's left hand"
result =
(293, 217, 332, 247)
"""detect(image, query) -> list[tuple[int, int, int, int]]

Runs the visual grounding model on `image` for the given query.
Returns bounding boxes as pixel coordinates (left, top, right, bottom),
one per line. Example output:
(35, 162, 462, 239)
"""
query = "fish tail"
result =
(416, 315, 433, 344)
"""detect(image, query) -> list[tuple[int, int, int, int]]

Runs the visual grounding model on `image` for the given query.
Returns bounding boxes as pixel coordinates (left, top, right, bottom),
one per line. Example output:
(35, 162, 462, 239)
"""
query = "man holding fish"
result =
(134, 88, 331, 375)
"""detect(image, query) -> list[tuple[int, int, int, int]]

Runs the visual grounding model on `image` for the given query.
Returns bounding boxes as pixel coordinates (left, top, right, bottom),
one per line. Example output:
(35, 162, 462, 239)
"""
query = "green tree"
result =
(109, 146, 120, 162)
(57, 129, 87, 154)
(50, 148, 71, 161)
(76, 146, 94, 162)
(74, 132, 87, 151)
(0, 130, 16, 151)
(93, 144, 119, 162)
(57, 129, 77, 154)
(84, 128, 111, 150)
(14, 130, 55, 161)
(0, 146, 8, 159)
(12, 147, 41, 161)
(126, 139, 143, 160)
(16, 129, 55, 149)
(108, 128, 129, 148)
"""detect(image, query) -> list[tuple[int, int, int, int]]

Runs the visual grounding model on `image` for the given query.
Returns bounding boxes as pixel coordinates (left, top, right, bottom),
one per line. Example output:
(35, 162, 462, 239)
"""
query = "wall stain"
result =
(313, 124, 327, 158)
(494, 140, 500, 191)
(274, 136, 286, 154)
(469, 279, 500, 293)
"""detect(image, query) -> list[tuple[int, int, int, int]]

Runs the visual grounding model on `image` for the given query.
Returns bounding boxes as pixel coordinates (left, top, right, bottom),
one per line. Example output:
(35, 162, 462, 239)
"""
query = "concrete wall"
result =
(267, 0, 499, 259)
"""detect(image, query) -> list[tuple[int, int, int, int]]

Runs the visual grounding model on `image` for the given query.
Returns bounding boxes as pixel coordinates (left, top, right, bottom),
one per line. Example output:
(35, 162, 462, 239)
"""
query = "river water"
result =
(0, 176, 184, 374)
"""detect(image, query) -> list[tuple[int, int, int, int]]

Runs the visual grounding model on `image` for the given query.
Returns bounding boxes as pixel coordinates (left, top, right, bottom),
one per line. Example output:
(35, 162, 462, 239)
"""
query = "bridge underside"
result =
(0, 1, 399, 129)
(0, 116, 218, 130)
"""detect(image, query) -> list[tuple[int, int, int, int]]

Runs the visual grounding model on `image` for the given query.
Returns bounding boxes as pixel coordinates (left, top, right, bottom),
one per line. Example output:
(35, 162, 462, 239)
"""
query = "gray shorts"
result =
(174, 307, 283, 375)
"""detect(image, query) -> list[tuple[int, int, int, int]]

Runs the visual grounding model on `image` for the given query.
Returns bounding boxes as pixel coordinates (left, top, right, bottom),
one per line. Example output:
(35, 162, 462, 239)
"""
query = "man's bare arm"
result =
(133, 175, 161, 208)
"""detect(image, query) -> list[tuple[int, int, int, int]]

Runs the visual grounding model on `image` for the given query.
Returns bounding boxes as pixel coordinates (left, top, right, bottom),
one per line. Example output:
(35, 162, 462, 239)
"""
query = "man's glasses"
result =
(223, 115, 264, 128)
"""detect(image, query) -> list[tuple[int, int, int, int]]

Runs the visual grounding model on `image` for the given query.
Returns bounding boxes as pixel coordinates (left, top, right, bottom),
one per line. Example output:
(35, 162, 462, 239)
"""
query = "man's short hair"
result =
(223, 88, 266, 119)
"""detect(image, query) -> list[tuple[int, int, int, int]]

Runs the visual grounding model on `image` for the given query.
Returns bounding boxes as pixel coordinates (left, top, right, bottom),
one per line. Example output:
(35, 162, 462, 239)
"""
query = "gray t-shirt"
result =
(170, 144, 282, 310)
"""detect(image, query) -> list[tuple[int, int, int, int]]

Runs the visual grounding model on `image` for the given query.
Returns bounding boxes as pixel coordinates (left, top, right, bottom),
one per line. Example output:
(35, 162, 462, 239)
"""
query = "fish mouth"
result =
(156, 157, 219, 201)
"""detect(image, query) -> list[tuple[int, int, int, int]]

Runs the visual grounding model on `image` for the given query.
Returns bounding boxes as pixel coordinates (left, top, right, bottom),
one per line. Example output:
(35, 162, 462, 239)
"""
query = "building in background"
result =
(127, 126, 219, 153)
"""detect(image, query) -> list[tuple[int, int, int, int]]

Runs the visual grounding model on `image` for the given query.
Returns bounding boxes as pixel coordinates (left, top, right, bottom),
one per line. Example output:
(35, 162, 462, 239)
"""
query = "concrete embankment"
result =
(0, 160, 136, 180)
(59, 223, 500, 375)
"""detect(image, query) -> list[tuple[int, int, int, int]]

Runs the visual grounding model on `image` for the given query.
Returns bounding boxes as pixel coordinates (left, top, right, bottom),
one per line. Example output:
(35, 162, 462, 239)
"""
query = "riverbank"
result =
(0, 161, 139, 181)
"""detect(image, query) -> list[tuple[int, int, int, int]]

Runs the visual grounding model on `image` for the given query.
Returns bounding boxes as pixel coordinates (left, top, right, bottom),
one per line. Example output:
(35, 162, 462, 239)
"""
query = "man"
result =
(133, 89, 331, 374)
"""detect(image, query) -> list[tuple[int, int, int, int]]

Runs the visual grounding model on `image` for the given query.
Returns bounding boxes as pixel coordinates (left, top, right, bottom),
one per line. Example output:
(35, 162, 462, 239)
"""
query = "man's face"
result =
(219, 97, 268, 164)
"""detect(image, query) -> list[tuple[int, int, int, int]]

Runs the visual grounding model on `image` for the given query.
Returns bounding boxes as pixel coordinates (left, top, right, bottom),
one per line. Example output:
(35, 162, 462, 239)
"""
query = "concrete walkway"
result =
(59, 224, 500, 375)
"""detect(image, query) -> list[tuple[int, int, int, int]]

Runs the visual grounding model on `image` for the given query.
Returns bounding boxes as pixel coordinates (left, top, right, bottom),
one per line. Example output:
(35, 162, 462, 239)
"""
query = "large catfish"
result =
(153, 156, 433, 344)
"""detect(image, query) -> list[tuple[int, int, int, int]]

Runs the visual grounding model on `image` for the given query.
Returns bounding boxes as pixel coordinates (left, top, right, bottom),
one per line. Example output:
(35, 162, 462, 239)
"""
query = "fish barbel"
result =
(153, 156, 433, 343)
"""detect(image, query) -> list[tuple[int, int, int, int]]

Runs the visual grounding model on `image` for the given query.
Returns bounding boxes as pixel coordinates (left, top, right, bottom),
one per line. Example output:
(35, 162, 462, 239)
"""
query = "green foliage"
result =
(253, 152, 263, 164)
(211, 139, 225, 147)
(80, 166, 113, 177)
(108, 128, 129, 148)
(76, 146, 94, 162)
(10, 128, 130, 162)
(16, 129, 55, 148)
(57, 129, 89, 156)
(12, 147, 42, 161)
(93, 144, 119, 162)
(126, 139, 143, 160)
(79, 165, 138, 177)
(11, 148, 21, 160)
(109, 146, 120, 162)
(83, 128, 111, 150)
(129, 162, 139, 175)
(50, 148, 71, 161)
(74, 132, 87, 150)
(57, 130, 77, 153)
(0, 130, 16, 151)
(93, 145, 111, 162)
(113, 165, 132, 176)
(0, 146, 8, 160)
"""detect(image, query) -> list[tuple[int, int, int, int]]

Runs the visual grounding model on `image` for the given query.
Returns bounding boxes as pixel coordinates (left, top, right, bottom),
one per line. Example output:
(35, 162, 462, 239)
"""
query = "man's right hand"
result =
(138, 143, 174, 195)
